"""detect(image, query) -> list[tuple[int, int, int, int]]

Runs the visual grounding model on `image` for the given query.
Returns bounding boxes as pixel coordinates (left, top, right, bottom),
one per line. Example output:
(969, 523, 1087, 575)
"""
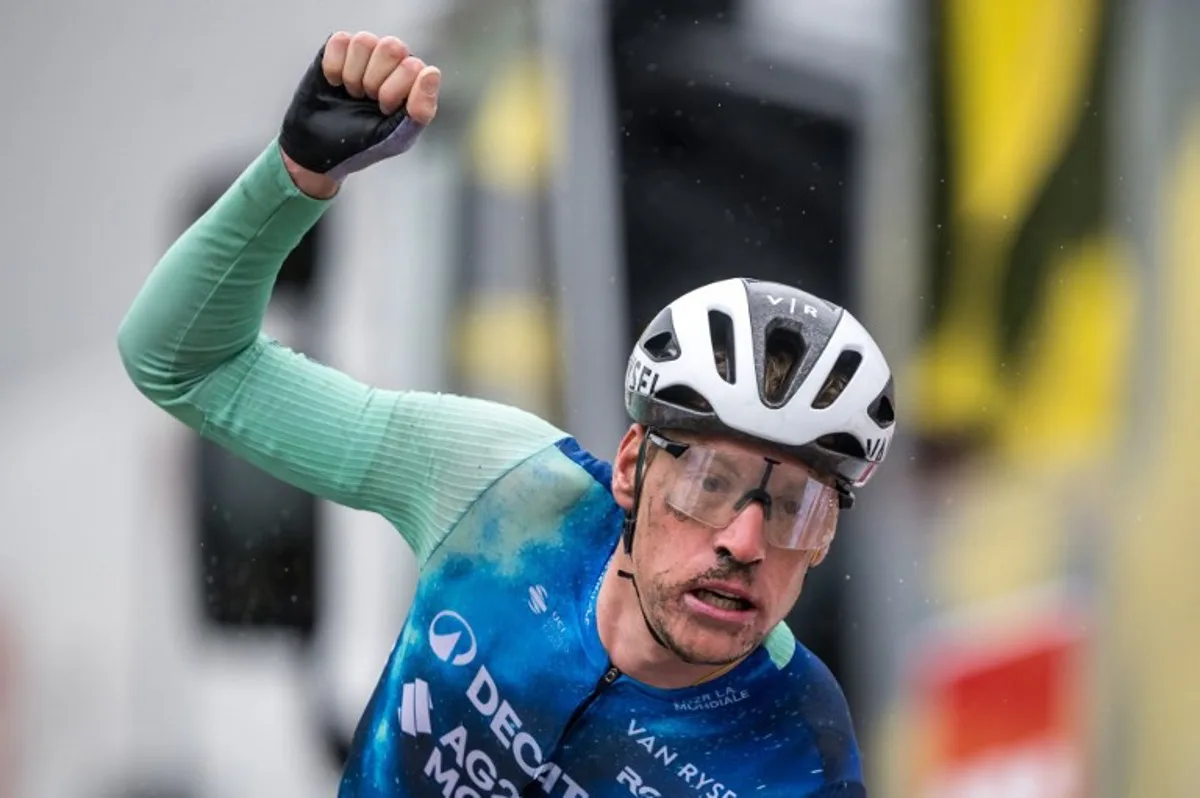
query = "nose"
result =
(712, 500, 769, 564)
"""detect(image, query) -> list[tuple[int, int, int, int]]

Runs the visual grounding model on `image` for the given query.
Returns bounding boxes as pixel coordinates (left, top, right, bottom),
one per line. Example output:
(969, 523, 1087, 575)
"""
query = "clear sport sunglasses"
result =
(644, 431, 840, 551)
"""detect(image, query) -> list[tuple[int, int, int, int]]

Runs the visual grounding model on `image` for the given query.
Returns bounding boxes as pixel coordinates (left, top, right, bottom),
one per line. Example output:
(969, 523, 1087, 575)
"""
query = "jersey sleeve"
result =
(117, 139, 568, 563)
(796, 649, 867, 795)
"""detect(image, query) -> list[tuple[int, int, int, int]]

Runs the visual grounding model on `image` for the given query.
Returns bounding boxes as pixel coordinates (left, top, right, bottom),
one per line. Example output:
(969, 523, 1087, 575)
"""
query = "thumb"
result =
(406, 66, 441, 125)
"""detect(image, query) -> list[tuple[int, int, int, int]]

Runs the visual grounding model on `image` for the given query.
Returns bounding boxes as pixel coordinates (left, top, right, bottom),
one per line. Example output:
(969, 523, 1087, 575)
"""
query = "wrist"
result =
(280, 148, 340, 200)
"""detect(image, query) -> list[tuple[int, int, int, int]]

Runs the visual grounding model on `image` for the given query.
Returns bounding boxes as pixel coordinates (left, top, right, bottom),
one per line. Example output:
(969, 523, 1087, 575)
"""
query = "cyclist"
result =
(118, 31, 896, 797)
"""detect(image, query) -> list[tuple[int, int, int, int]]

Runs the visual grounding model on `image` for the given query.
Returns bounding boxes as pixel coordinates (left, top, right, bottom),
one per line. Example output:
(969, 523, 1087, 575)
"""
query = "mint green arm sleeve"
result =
(117, 139, 568, 563)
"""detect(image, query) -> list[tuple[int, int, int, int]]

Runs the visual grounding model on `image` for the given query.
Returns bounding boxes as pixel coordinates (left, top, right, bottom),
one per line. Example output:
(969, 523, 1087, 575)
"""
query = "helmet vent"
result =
(653, 385, 713, 413)
(816, 433, 866, 459)
(867, 379, 896, 427)
(812, 349, 863, 409)
(708, 310, 736, 384)
(762, 325, 805, 406)
(643, 331, 680, 361)
(639, 307, 682, 362)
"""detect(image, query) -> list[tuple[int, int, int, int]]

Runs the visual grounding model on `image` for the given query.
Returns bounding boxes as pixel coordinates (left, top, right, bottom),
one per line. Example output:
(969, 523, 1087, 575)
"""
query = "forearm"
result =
(117, 139, 330, 415)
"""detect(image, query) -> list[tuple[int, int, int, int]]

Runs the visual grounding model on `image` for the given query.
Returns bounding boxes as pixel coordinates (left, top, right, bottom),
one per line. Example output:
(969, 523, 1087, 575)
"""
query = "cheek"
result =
(634, 505, 700, 582)
(766, 554, 813, 605)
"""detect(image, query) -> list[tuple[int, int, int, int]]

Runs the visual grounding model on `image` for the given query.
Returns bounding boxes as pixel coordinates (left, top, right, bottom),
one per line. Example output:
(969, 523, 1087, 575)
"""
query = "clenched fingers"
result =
(341, 31, 380, 98)
(377, 55, 424, 116)
(363, 36, 410, 100)
(321, 31, 352, 86)
(317, 30, 440, 123)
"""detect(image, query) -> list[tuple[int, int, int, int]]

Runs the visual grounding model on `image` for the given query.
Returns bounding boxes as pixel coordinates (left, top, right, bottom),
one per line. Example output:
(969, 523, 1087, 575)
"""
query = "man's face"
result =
(612, 425, 840, 666)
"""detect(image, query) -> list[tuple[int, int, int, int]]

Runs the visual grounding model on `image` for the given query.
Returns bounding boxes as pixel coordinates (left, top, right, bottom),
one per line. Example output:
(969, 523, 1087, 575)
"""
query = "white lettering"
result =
(618, 765, 663, 797)
(424, 747, 461, 797)
(626, 356, 660, 396)
(465, 749, 498, 791)
(633, 734, 678, 767)
(628, 722, 679, 768)
(440, 725, 469, 766)
(426, 723, 528, 798)
(439, 641, 592, 798)
(492, 780, 520, 798)
(630, 717, 737, 797)
(536, 763, 563, 792)
(559, 772, 589, 798)
(489, 700, 522, 748)
(513, 732, 544, 778)
(673, 687, 750, 712)
(765, 294, 819, 319)
(467, 666, 499, 716)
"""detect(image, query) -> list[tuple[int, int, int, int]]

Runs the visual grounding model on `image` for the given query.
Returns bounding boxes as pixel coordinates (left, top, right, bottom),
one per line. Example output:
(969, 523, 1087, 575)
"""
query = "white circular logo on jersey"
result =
(428, 610, 477, 666)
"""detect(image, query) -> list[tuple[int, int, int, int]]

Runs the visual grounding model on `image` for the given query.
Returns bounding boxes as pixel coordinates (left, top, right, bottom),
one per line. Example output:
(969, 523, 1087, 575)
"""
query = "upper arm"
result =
(132, 330, 567, 561)
(115, 139, 568, 561)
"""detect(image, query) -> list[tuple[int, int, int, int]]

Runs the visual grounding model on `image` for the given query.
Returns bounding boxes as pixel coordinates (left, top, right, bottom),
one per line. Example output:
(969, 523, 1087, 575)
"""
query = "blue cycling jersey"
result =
(339, 438, 864, 797)
(117, 140, 867, 798)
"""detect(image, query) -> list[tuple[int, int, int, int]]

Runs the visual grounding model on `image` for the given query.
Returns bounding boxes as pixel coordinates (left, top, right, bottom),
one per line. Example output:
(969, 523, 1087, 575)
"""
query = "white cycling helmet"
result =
(624, 277, 896, 503)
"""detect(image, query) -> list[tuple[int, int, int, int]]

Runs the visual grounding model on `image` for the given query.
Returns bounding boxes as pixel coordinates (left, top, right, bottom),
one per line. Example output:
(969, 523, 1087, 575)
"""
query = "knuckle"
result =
(378, 92, 401, 114)
(379, 36, 408, 58)
(351, 30, 378, 46)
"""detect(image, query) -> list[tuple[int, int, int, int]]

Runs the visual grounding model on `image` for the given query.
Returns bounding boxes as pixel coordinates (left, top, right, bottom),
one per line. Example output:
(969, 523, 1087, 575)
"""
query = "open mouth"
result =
(690, 588, 755, 613)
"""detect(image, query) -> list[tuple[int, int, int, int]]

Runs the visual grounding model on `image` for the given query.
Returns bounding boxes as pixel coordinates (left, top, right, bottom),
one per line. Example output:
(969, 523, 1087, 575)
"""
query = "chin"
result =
(659, 617, 764, 667)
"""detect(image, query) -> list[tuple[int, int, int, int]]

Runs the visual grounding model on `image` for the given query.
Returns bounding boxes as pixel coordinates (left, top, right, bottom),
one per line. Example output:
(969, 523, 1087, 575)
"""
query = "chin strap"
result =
(616, 568, 670, 650)
(619, 432, 671, 651)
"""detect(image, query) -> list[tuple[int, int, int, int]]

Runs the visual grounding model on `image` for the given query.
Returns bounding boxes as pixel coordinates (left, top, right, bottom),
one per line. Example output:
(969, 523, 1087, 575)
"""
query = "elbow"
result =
(116, 312, 192, 407)
(116, 316, 160, 402)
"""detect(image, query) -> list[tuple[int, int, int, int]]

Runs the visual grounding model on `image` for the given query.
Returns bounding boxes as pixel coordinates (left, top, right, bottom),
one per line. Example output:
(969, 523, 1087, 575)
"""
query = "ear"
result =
(611, 423, 645, 511)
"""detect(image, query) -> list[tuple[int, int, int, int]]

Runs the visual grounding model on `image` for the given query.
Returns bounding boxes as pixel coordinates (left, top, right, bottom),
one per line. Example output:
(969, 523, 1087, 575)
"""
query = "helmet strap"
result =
(618, 428, 670, 650)
(621, 429, 653, 555)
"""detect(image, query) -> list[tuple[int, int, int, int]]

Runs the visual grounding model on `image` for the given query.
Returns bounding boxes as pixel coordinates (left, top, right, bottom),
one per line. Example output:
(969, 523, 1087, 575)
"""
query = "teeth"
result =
(695, 589, 749, 611)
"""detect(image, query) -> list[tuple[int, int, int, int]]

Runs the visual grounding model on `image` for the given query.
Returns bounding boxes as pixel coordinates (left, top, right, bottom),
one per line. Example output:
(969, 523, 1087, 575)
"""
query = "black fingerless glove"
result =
(279, 42, 426, 182)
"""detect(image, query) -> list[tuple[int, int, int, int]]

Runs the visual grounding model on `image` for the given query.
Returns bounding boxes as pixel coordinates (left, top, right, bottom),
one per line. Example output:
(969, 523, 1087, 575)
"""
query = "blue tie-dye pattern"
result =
(337, 439, 865, 798)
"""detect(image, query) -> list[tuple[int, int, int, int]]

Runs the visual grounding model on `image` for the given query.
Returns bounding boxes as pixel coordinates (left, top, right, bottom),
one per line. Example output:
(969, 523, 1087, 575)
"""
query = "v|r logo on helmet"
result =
(765, 295, 821, 318)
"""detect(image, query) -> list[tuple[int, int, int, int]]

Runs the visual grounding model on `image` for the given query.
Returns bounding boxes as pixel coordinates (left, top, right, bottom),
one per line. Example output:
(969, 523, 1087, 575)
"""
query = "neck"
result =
(595, 550, 742, 689)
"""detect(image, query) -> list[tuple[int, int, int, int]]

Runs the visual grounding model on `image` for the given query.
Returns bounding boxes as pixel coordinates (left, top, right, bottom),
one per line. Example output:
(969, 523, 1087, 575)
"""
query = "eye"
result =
(701, 475, 731, 493)
(780, 499, 801, 516)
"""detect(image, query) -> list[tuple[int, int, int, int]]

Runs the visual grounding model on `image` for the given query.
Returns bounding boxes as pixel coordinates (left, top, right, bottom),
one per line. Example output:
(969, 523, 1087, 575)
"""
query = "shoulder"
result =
(751, 630, 864, 790)
(441, 434, 622, 549)
(552, 436, 615, 491)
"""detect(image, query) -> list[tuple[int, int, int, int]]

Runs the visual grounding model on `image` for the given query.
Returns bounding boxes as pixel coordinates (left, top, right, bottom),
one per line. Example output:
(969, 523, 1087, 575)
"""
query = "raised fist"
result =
(280, 31, 442, 185)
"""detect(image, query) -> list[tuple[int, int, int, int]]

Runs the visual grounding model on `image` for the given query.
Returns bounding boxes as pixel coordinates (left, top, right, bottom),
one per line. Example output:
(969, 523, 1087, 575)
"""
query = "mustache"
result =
(679, 557, 756, 591)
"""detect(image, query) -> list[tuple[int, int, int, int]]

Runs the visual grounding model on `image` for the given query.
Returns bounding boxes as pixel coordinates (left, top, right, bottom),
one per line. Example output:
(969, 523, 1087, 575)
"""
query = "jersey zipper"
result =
(519, 662, 622, 796)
